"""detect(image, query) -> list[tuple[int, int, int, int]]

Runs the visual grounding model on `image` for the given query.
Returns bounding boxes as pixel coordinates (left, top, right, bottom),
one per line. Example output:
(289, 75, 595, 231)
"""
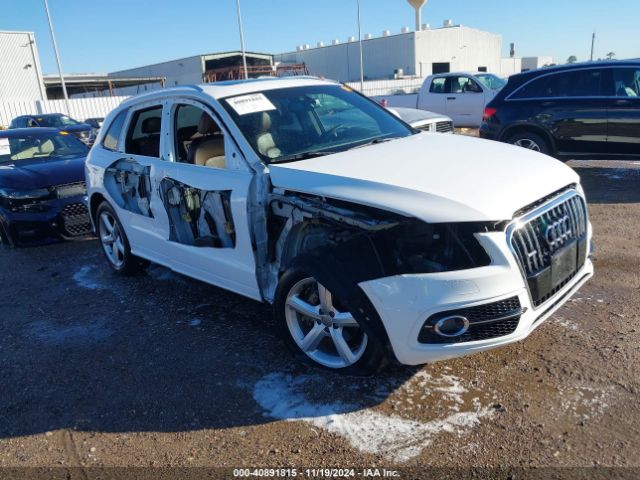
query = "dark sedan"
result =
(0, 129, 92, 246)
(10, 113, 93, 145)
(480, 60, 640, 159)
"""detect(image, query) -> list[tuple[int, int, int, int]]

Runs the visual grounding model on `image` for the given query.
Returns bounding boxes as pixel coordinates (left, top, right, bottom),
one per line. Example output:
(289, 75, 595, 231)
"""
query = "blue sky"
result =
(2, 0, 639, 74)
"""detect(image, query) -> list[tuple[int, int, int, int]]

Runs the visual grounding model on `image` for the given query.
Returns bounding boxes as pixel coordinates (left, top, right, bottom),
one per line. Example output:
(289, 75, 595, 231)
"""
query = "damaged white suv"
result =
(86, 77, 593, 374)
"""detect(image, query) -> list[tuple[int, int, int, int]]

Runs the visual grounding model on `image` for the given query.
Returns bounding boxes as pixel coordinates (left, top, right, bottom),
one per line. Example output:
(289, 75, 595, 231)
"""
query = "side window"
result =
(102, 110, 128, 151)
(125, 106, 163, 158)
(613, 68, 640, 97)
(27, 118, 39, 127)
(174, 104, 226, 168)
(513, 69, 603, 99)
(451, 76, 482, 94)
(429, 77, 447, 93)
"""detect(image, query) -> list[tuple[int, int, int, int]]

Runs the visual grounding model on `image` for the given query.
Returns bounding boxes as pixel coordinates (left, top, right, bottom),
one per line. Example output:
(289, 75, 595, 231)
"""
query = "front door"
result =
(444, 76, 486, 127)
(154, 100, 261, 300)
(607, 66, 640, 156)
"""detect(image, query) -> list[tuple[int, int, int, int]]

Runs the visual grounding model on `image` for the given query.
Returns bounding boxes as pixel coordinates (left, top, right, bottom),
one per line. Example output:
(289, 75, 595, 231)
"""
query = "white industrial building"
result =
(0, 31, 46, 100)
(276, 22, 507, 82)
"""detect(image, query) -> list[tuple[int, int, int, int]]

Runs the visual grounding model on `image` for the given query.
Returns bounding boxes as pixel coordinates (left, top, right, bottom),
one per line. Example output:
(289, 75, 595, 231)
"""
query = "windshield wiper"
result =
(350, 136, 402, 150)
(270, 151, 337, 164)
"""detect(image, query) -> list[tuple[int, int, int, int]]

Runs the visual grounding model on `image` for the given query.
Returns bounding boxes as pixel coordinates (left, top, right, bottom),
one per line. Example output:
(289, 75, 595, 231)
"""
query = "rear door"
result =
(444, 75, 486, 127)
(607, 66, 640, 156)
(154, 99, 260, 300)
(102, 102, 173, 255)
(418, 76, 448, 116)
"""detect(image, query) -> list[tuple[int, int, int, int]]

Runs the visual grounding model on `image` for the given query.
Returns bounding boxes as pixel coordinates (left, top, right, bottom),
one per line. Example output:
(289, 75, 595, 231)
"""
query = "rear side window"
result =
(429, 78, 447, 93)
(512, 69, 604, 99)
(102, 110, 128, 151)
(125, 106, 163, 158)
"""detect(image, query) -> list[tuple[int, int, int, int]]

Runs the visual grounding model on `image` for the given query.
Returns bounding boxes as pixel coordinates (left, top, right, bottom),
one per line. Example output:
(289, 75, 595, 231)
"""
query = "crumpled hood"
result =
(0, 156, 86, 190)
(268, 133, 579, 223)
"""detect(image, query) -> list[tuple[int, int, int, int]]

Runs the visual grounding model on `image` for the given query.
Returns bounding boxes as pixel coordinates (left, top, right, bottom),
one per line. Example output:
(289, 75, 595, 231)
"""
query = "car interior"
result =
(174, 106, 227, 168)
(125, 108, 162, 158)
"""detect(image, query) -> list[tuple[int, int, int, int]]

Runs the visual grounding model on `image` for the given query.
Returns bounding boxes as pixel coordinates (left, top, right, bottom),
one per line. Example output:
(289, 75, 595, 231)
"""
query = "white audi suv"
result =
(85, 77, 593, 374)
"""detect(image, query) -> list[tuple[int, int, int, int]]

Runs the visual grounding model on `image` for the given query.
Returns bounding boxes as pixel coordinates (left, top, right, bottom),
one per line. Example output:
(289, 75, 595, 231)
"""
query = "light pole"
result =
(43, 0, 70, 115)
(356, 0, 364, 91)
(235, 0, 249, 80)
(590, 32, 596, 62)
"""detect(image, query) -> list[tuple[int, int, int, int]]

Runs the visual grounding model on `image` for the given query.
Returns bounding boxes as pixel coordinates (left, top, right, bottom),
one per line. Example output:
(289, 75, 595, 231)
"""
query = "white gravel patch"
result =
(253, 373, 493, 463)
(72, 265, 106, 290)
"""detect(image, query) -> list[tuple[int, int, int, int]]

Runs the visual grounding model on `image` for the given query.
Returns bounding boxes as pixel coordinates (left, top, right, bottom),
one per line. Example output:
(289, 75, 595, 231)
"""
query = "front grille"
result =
(435, 121, 454, 133)
(510, 192, 588, 307)
(60, 202, 92, 237)
(419, 296, 523, 344)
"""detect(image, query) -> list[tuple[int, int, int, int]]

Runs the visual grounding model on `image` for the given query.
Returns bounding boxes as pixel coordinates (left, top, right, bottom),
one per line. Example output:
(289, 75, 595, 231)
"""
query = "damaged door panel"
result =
(160, 177, 235, 248)
(104, 158, 153, 217)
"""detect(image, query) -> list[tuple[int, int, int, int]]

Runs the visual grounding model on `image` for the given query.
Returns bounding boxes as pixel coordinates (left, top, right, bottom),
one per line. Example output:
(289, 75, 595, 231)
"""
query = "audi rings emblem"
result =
(545, 215, 572, 247)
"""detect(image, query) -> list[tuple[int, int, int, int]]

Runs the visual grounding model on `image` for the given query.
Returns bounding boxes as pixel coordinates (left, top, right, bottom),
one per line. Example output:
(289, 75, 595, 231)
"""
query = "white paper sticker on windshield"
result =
(226, 93, 276, 116)
(0, 138, 10, 156)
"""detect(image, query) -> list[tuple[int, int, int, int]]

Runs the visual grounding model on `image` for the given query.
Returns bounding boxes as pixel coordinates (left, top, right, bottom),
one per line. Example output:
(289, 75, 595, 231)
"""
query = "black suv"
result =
(480, 61, 640, 159)
(9, 113, 93, 145)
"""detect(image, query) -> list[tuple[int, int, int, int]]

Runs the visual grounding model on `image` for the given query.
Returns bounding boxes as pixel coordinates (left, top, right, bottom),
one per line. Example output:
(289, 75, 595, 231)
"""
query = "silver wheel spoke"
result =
(317, 283, 333, 313)
(330, 327, 356, 364)
(300, 323, 326, 352)
(332, 311, 359, 327)
(286, 295, 321, 320)
(100, 213, 113, 234)
(114, 236, 125, 256)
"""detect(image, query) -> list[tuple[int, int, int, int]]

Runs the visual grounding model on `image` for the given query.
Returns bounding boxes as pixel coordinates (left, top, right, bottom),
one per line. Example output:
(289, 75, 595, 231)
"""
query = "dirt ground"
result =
(0, 159, 638, 478)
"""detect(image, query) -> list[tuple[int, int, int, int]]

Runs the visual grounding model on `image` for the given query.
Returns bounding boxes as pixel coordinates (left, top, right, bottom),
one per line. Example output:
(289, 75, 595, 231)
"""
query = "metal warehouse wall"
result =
(0, 96, 129, 128)
(0, 31, 46, 100)
(109, 56, 204, 87)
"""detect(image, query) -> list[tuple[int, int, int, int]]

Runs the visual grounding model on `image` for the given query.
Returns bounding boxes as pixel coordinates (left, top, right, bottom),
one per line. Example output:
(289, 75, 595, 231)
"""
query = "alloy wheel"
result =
(513, 138, 542, 151)
(285, 277, 368, 369)
(99, 211, 125, 268)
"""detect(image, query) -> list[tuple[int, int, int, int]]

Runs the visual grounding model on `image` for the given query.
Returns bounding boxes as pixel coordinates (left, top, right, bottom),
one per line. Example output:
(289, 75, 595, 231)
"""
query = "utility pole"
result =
(43, 0, 71, 114)
(235, 0, 249, 79)
(590, 32, 596, 61)
(356, 0, 364, 92)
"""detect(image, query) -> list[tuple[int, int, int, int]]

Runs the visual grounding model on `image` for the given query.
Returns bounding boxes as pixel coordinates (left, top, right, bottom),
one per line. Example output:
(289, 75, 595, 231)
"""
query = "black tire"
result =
(274, 260, 390, 376)
(0, 221, 14, 248)
(507, 131, 551, 155)
(95, 201, 149, 275)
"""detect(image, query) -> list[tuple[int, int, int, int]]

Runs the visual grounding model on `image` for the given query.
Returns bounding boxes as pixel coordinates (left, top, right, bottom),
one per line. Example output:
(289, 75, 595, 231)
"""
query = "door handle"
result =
(447, 97, 456, 100)
(615, 99, 632, 106)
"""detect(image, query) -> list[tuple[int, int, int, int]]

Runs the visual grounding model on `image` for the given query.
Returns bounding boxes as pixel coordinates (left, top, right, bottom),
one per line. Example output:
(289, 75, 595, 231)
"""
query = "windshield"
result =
(476, 74, 507, 91)
(0, 132, 88, 163)
(221, 84, 415, 163)
(37, 115, 80, 127)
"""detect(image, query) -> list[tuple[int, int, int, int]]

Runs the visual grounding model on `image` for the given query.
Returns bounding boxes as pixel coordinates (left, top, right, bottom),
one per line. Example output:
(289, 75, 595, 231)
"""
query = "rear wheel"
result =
(96, 202, 148, 275)
(507, 131, 551, 155)
(275, 264, 388, 375)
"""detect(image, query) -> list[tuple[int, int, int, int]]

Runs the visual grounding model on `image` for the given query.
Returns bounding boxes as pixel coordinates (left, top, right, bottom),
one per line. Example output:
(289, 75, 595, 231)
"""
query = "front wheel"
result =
(274, 265, 388, 375)
(507, 131, 551, 155)
(96, 201, 148, 275)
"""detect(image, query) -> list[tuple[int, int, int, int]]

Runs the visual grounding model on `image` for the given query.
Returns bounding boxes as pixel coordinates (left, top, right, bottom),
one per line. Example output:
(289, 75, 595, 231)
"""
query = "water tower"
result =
(407, 0, 428, 31)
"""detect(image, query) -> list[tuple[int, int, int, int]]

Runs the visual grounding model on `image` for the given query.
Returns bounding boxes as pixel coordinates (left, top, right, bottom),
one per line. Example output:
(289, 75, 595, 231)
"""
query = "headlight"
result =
(0, 187, 52, 200)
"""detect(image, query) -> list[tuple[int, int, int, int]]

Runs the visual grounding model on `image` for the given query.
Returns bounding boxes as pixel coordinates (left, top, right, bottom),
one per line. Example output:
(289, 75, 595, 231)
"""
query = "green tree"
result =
(606, 52, 616, 60)
(567, 55, 578, 64)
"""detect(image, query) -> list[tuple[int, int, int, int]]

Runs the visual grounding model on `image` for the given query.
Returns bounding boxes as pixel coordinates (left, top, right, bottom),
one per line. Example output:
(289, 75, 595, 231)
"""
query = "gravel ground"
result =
(0, 159, 638, 477)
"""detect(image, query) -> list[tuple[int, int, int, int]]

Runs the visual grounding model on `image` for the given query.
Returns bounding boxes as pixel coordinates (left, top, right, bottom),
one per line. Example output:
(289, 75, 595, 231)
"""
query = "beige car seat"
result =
(188, 113, 227, 168)
(255, 112, 281, 159)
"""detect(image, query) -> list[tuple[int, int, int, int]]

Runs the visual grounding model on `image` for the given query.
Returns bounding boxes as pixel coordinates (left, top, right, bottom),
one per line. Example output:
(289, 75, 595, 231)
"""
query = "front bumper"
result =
(0, 195, 92, 246)
(359, 231, 594, 365)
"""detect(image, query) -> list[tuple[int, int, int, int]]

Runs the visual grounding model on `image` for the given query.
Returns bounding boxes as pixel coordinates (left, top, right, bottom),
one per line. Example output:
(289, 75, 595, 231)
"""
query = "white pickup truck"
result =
(379, 72, 507, 128)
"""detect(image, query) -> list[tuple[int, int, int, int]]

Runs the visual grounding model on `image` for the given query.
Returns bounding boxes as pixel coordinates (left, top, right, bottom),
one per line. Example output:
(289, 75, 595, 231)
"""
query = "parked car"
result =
(84, 117, 105, 145)
(85, 78, 593, 374)
(10, 113, 93, 145)
(480, 60, 640, 159)
(0, 128, 92, 246)
(380, 72, 507, 128)
(388, 107, 454, 133)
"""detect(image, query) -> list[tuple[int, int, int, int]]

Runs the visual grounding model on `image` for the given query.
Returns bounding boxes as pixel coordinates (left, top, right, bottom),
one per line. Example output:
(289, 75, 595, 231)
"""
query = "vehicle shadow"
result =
(570, 161, 640, 204)
(0, 241, 419, 439)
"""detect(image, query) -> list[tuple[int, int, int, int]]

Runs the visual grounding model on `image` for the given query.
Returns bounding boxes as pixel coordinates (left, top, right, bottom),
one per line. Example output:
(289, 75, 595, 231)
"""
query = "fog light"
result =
(433, 315, 470, 338)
